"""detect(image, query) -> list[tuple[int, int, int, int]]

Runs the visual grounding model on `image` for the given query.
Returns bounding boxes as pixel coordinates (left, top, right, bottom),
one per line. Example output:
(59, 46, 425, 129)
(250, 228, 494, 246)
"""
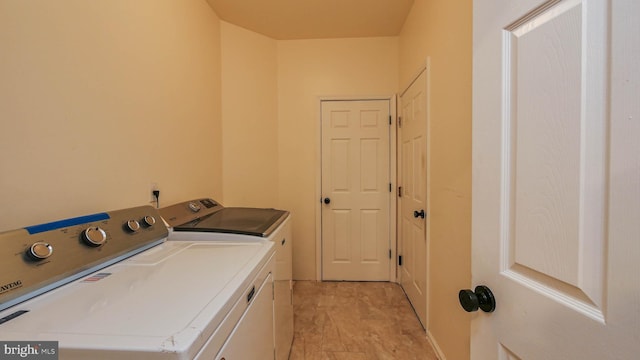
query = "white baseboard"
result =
(427, 330, 446, 360)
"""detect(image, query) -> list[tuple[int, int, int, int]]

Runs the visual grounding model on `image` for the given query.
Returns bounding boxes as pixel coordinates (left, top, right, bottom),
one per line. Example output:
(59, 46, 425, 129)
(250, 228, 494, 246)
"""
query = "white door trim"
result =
(315, 95, 397, 281)
(400, 62, 428, 97)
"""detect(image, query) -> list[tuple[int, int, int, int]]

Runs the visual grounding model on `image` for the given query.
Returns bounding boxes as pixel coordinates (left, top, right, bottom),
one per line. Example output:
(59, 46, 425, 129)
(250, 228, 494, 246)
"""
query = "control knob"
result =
(28, 242, 53, 260)
(142, 215, 156, 227)
(82, 226, 107, 247)
(188, 202, 201, 212)
(125, 219, 141, 232)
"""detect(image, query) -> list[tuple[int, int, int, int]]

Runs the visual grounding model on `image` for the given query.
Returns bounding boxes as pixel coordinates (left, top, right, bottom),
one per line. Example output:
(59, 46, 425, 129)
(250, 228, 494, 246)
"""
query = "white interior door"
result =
(472, 0, 640, 358)
(398, 69, 428, 328)
(321, 99, 391, 281)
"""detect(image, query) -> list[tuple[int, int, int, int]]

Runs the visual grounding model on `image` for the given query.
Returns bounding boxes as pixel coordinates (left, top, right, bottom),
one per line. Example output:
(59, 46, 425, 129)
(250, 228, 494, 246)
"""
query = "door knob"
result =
(459, 285, 496, 313)
(323, 197, 331, 204)
(413, 209, 425, 218)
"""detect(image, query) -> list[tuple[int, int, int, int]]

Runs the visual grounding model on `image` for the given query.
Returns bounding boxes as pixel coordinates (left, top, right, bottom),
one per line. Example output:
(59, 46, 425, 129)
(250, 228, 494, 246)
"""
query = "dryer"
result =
(159, 198, 293, 360)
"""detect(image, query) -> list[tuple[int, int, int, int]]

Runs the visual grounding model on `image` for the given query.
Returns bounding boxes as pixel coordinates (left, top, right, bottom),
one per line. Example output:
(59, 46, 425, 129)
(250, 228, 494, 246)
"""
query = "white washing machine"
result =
(0, 205, 275, 360)
(159, 198, 294, 360)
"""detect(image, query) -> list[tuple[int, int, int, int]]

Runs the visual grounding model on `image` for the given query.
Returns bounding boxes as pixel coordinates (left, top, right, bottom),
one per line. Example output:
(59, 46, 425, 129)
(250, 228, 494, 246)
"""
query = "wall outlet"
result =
(150, 182, 159, 203)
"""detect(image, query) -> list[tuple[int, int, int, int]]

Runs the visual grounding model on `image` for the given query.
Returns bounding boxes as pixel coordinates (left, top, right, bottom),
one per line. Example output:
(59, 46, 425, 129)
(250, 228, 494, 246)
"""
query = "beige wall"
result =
(399, 0, 472, 359)
(277, 37, 399, 280)
(0, 1, 223, 230)
(1, 3, 471, 358)
(220, 22, 279, 207)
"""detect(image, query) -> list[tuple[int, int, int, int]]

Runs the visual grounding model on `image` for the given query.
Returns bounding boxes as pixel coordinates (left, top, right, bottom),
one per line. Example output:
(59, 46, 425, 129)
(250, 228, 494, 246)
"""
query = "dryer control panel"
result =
(0, 205, 168, 312)
(159, 198, 222, 227)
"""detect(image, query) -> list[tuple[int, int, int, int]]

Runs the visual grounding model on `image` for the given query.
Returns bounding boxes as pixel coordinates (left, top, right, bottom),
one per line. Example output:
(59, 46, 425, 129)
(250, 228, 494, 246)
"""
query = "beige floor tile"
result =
(321, 351, 369, 360)
(291, 281, 437, 360)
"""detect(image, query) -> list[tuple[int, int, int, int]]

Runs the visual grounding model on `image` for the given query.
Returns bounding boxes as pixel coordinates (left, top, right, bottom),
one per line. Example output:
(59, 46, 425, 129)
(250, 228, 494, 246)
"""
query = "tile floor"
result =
(290, 281, 439, 360)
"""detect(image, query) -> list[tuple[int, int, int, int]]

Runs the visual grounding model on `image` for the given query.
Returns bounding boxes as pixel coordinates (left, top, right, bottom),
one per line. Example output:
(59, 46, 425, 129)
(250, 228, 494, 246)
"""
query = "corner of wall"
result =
(397, 0, 473, 359)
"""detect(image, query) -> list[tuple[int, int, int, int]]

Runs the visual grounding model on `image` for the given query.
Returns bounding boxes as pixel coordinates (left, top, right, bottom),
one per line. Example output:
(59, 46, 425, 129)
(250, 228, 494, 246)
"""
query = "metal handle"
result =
(247, 285, 256, 303)
(323, 197, 331, 204)
(413, 209, 425, 218)
(459, 285, 496, 313)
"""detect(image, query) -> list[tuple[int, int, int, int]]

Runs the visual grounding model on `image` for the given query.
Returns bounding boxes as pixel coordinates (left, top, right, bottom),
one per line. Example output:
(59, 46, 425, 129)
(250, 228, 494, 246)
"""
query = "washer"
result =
(0, 205, 275, 360)
(159, 198, 293, 360)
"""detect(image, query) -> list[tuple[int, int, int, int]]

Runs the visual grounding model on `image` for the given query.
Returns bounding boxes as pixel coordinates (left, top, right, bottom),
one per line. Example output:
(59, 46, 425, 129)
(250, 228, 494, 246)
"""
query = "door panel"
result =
(473, 0, 639, 358)
(321, 100, 391, 281)
(506, 0, 607, 312)
(331, 139, 349, 190)
(399, 69, 428, 327)
(361, 209, 381, 261)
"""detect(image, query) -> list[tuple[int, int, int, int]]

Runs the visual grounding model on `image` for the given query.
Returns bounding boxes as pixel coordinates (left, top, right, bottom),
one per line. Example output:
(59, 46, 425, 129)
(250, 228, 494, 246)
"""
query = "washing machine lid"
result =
(175, 208, 289, 237)
(159, 199, 289, 238)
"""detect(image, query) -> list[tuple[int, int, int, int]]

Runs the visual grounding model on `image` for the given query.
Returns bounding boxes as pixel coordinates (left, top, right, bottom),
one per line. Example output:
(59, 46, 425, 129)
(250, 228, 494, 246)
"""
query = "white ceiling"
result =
(206, 0, 415, 40)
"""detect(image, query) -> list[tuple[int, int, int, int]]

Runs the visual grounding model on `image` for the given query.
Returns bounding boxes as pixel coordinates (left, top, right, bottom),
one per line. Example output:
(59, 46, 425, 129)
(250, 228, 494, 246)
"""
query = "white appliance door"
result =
(215, 273, 274, 360)
(273, 220, 293, 360)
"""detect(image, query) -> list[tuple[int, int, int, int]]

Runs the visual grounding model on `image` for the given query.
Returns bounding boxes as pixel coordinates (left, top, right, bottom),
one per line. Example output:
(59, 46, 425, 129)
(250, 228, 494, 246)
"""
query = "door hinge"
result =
(389, 249, 392, 259)
(398, 116, 402, 128)
(389, 115, 392, 125)
(398, 186, 403, 197)
(398, 255, 403, 266)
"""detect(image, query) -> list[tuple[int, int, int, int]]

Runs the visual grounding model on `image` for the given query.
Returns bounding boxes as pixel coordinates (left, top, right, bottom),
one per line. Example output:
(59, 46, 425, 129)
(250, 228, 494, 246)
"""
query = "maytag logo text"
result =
(0, 280, 22, 294)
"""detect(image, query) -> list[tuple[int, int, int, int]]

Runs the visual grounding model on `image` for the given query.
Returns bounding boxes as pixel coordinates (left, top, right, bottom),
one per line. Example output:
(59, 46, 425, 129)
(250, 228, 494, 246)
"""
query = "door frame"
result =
(315, 95, 397, 281)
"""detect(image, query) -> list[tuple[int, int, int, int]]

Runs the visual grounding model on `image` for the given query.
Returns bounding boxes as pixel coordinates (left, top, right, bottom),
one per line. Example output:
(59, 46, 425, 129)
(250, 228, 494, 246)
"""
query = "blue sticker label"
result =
(25, 213, 110, 234)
